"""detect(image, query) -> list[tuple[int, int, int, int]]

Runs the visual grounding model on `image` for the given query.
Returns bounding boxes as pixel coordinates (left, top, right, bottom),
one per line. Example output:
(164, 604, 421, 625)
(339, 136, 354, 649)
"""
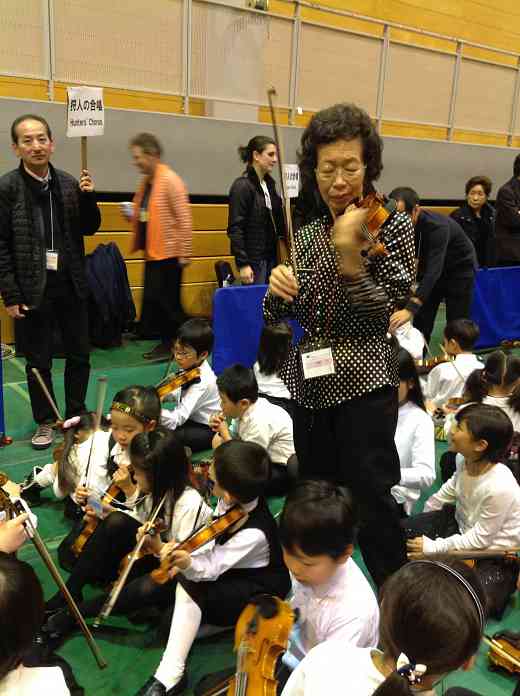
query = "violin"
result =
(354, 192, 397, 258)
(202, 595, 294, 696)
(484, 631, 520, 675)
(156, 366, 201, 400)
(70, 480, 124, 557)
(150, 505, 247, 585)
(415, 355, 452, 375)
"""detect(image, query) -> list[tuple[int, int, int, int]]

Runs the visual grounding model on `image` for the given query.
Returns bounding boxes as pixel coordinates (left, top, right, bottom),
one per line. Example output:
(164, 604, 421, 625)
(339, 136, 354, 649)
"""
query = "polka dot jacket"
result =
(263, 210, 416, 410)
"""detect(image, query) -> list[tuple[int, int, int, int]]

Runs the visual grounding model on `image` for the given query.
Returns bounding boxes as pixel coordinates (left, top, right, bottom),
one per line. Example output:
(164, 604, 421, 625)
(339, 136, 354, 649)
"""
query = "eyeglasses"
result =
(315, 164, 366, 182)
(173, 348, 196, 358)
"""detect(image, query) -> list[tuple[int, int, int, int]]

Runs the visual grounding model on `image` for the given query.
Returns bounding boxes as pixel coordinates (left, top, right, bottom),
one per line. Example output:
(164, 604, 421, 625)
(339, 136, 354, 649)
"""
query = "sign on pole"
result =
(283, 164, 300, 198)
(66, 86, 104, 171)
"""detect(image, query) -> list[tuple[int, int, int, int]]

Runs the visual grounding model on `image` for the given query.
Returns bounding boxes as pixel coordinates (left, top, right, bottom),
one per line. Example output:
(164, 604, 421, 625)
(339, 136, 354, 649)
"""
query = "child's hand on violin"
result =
(209, 412, 225, 432)
(162, 548, 191, 571)
(75, 485, 90, 506)
(83, 505, 97, 523)
(406, 536, 424, 555)
(113, 465, 135, 496)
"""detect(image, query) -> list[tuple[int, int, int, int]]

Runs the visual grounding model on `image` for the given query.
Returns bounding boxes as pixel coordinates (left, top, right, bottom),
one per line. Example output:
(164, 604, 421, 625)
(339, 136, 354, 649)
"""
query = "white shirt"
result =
(392, 401, 436, 514)
(135, 486, 212, 542)
(423, 460, 520, 553)
(483, 394, 520, 432)
(254, 362, 291, 399)
(425, 353, 483, 407)
(394, 321, 425, 361)
(161, 360, 220, 430)
(182, 498, 270, 582)
(260, 179, 272, 210)
(0, 664, 70, 696)
(235, 397, 295, 465)
(282, 643, 384, 696)
(284, 558, 379, 669)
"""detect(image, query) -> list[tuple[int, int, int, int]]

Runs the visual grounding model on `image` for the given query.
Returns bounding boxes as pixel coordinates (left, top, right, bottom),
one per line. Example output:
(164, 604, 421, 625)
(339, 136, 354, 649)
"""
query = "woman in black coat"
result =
(450, 175, 496, 267)
(227, 135, 285, 285)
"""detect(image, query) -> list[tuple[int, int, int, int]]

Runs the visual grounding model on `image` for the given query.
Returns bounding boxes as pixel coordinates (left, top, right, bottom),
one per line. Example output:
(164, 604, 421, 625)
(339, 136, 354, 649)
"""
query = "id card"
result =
(87, 491, 103, 518)
(46, 250, 58, 271)
(301, 345, 335, 380)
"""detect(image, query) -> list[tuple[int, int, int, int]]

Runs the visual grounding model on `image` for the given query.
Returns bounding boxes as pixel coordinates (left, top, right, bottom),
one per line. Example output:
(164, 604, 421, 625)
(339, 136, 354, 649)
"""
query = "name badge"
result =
(301, 345, 335, 380)
(46, 250, 59, 271)
(139, 209, 149, 223)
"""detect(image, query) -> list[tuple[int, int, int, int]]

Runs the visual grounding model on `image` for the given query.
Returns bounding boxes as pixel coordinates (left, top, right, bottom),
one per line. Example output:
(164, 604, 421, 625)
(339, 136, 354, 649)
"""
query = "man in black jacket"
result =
(495, 154, 520, 266)
(0, 114, 101, 449)
(388, 187, 477, 346)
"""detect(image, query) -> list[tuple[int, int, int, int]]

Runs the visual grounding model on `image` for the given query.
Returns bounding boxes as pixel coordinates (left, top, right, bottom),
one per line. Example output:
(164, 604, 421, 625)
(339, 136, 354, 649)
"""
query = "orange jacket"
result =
(132, 162, 192, 261)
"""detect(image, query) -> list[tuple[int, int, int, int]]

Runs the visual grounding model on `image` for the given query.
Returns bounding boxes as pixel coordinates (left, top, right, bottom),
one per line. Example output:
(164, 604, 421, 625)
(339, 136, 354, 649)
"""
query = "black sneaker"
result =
(20, 466, 44, 504)
(143, 343, 172, 362)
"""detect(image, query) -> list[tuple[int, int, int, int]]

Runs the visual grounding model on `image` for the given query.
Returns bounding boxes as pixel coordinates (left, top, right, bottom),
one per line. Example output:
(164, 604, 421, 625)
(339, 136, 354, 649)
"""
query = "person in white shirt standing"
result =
(278, 480, 379, 690)
(161, 319, 220, 452)
(211, 364, 296, 496)
(425, 319, 482, 410)
(392, 349, 435, 516)
(406, 403, 520, 618)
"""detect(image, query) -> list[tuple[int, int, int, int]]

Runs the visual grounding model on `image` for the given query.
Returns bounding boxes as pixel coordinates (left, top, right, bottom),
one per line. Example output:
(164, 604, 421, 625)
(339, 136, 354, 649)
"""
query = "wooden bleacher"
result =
(0, 204, 454, 345)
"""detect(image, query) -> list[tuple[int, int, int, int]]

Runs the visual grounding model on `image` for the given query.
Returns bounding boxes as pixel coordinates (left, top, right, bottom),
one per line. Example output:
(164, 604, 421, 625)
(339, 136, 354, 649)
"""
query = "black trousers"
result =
(174, 420, 214, 453)
(414, 274, 475, 344)
(293, 385, 407, 587)
(18, 281, 90, 423)
(139, 258, 186, 342)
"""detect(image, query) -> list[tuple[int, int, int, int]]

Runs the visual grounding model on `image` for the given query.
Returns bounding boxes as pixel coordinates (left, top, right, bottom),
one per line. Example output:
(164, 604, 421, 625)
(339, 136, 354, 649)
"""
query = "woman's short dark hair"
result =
(214, 440, 270, 502)
(176, 318, 214, 355)
(238, 135, 275, 165)
(299, 103, 383, 203)
(373, 560, 484, 696)
(257, 322, 293, 376)
(216, 364, 258, 404)
(11, 114, 52, 144)
(279, 480, 357, 559)
(455, 402, 513, 463)
(130, 428, 190, 511)
(398, 348, 426, 411)
(465, 175, 492, 197)
(0, 553, 44, 680)
(129, 132, 162, 157)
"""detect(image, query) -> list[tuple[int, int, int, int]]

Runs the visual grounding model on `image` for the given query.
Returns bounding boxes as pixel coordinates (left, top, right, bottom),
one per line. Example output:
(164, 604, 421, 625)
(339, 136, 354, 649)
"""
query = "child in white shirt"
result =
(211, 364, 296, 496)
(392, 349, 435, 515)
(425, 319, 482, 409)
(279, 480, 379, 683)
(282, 560, 485, 696)
(161, 319, 220, 452)
(254, 321, 294, 418)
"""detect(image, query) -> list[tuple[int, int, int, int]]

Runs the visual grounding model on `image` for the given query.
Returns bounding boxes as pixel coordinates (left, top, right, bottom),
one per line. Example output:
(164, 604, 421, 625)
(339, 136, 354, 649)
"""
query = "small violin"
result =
(150, 505, 247, 585)
(354, 193, 396, 258)
(156, 367, 201, 401)
(70, 480, 124, 557)
(485, 631, 520, 675)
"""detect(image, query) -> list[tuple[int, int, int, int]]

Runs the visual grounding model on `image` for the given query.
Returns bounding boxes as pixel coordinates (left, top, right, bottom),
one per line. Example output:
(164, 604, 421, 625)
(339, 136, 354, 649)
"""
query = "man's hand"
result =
(389, 308, 412, 333)
(6, 304, 29, 319)
(239, 266, 254, 284)
(79, 169, 95, 193)
(0, 515, 29, 553)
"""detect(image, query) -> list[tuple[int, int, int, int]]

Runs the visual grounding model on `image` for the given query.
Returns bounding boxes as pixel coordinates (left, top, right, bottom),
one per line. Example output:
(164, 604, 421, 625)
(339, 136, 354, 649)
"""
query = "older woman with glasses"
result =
(263, 103, 415, 587)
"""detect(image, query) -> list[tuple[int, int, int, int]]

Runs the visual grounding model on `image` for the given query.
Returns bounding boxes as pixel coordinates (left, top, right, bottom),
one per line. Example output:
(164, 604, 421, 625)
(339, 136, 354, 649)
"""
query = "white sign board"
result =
(284, 164, 300, 198)
(66, 87, 104, 137)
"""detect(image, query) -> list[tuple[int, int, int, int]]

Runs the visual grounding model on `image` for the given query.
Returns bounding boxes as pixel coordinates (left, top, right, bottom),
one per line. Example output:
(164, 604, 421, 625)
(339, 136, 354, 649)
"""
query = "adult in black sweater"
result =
(227, 135, 285, 285)
(0, 114, 100, 449)
(389, 187, 477, 346)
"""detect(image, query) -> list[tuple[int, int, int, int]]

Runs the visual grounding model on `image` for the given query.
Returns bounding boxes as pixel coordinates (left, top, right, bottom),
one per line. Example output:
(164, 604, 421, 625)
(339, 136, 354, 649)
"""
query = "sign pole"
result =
(81, 136, 88, 171)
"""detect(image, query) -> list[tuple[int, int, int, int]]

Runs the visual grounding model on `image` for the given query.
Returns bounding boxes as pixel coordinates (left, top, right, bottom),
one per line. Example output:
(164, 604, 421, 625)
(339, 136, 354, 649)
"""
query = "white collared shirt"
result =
(52, 430, 111, 502)
(392, 401, 436, 514)
(254, 362, 292, 399)
(425, 353, 483, 407)
(284, 558, 379, 669)
(181, 498, 270, 582)
(161, 360, 221, 430)
(235, 397, 295, 465)
(135, 486, 212, 541)
(0, 665, 70, 696)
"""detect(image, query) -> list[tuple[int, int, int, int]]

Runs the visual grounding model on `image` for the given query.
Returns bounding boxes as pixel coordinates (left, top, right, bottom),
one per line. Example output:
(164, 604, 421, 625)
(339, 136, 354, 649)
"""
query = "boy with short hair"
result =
(426, 318, 483, 409)
(161, 318, 220, 452)
(134, 440, 291, 696)
(279, 480, 379, 679)
(211, 364, 295, 495)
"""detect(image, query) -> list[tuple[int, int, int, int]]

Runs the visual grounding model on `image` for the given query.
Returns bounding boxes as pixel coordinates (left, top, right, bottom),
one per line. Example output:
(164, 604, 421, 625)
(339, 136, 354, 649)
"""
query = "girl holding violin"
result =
(134, 440, 291, 696)
(264, 102, 416, 587)
(43, 429, 210, 633)
(160, 318, 221, 453)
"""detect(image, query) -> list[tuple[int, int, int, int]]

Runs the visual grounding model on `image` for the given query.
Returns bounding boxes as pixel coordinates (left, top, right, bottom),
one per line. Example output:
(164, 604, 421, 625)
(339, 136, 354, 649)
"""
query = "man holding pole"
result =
(0, 114, 101, 449)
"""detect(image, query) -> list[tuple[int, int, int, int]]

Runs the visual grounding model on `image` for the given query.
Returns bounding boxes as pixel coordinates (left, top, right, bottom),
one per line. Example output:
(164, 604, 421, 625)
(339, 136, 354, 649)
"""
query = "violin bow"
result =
(267, 87, 299, 284)
(93, 492, 167, 627)
(31, 368, 63, 423)
(83, 375, 108, 490)
(483, 636, 520, 670)
(408, 548, 520, 561)
(0, 489, 107, 669)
